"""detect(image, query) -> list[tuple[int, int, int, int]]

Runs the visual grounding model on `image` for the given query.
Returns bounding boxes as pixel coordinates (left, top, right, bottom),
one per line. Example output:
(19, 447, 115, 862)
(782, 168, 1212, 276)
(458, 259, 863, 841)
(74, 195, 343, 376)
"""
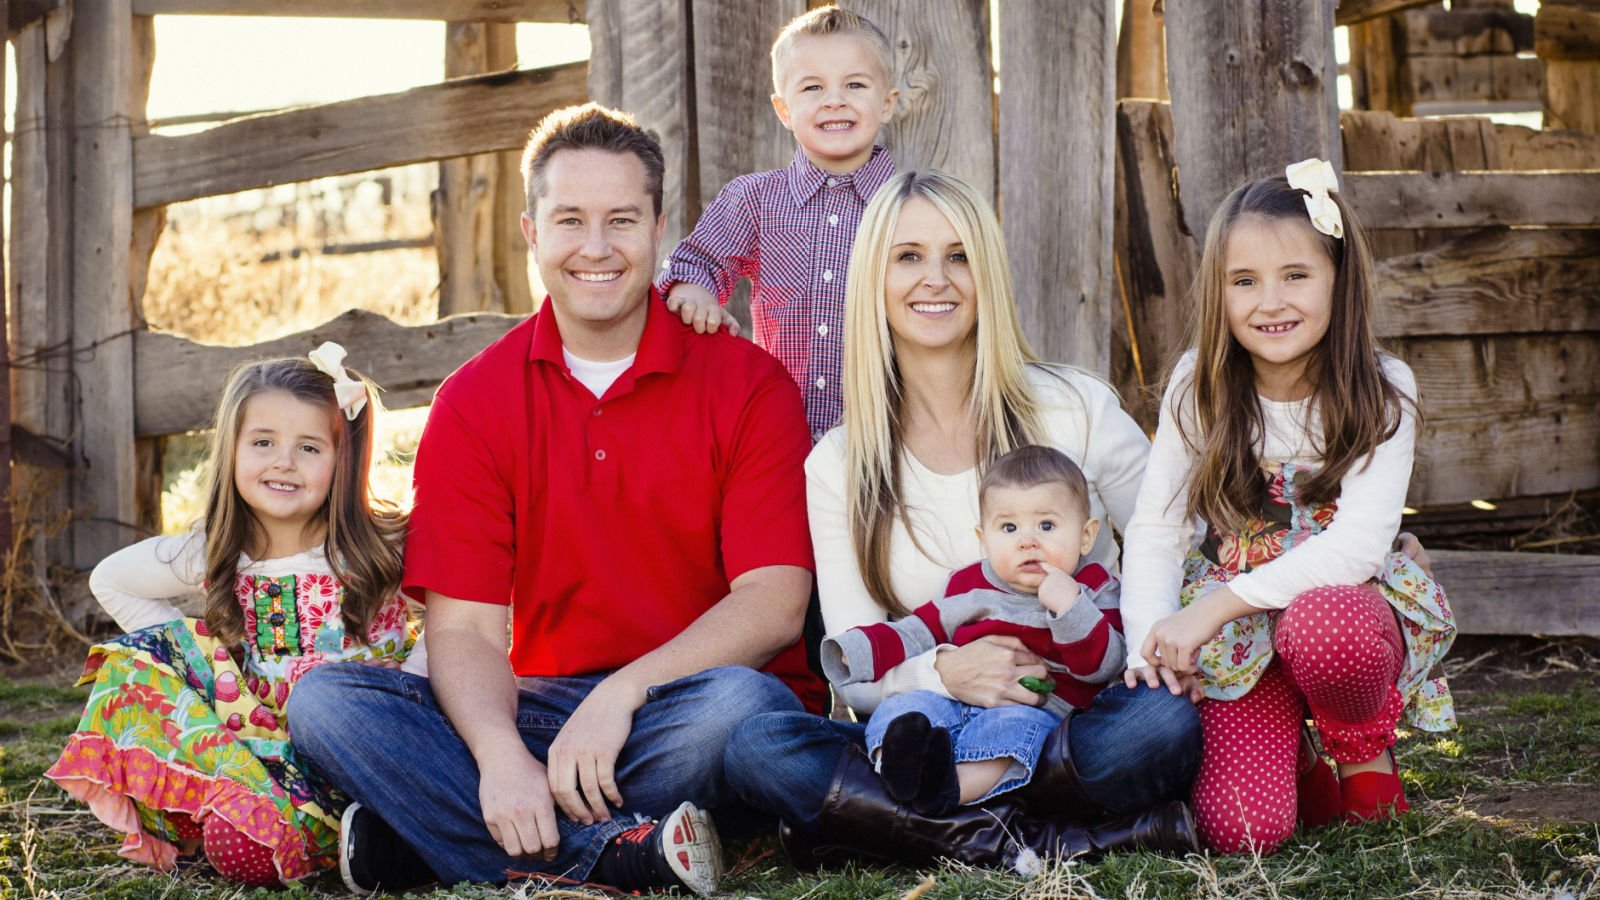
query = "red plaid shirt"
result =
(658, 146, 896, 441)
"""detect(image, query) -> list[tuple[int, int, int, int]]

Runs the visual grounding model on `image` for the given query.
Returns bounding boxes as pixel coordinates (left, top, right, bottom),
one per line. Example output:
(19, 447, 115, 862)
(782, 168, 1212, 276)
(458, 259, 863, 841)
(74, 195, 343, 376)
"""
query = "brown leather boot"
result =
(780, 745, 1198, 872)
(1009, 710, 1100, 819)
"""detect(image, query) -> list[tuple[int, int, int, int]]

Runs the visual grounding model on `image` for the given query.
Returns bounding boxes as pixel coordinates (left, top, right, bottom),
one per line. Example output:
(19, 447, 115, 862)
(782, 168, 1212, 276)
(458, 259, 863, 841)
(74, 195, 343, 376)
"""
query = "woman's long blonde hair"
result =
(1176, 174, 1409, 534)
(199, 357, 406, 649)
(841, 170, 1050, 617)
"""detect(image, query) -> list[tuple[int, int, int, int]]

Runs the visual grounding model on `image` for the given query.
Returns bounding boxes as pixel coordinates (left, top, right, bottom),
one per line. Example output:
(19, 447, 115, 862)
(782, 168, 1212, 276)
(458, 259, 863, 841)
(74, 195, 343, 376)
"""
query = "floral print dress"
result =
(1179, 463, 1457, 732)
(46, 546, 416, 883)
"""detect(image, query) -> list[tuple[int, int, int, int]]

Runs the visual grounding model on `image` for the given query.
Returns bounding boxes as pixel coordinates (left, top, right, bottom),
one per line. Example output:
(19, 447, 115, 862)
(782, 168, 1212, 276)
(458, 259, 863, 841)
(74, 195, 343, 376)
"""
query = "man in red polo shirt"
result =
(291, 104, 820, 897)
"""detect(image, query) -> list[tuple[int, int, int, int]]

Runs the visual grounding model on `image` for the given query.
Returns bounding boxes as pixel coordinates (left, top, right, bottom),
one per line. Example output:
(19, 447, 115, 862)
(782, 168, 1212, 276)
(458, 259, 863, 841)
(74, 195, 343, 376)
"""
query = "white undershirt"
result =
(1120, 350, 1418, 669)
(563, 348, 635, 398)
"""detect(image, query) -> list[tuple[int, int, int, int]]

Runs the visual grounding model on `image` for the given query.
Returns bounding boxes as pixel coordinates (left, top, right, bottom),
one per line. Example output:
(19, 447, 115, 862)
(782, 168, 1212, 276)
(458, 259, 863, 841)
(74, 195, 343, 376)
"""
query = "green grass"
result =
(3, 658, 1598, 899)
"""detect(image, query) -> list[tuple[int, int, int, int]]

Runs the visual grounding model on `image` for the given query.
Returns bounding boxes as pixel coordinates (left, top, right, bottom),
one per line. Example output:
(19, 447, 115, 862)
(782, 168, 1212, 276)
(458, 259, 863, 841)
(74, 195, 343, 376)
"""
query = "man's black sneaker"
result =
(593, 801, 723, 896)
(339, 802, 439, 894)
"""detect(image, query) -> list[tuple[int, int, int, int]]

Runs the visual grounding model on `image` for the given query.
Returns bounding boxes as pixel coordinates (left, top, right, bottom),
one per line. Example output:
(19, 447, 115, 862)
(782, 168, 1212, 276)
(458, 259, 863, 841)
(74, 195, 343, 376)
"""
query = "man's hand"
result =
(933, 635, 1051, 708)
(476, 738, 561, 861)
(666, 283, 741, 337)
(1036, 562, 1081, 616)
(545, 675, 645, 825)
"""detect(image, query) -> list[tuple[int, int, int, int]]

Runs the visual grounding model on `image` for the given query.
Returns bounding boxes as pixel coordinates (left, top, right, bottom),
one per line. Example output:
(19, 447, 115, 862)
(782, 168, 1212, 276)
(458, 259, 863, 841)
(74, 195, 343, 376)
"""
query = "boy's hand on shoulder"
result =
(666, 283, 742, 337)
(1037, 562, 1081, 615)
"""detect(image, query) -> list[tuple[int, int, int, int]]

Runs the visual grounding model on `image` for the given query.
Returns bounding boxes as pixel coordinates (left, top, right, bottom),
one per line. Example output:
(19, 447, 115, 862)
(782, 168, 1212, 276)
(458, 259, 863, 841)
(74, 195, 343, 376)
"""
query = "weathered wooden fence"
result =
(4, 0, 1599, 635)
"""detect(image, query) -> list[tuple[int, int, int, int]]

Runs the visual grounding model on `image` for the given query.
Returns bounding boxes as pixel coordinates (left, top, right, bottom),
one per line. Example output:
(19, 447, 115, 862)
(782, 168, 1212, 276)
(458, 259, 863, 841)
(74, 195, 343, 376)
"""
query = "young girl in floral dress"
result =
(1120, 160, 1455, 854)
(47, 343, 418, 886)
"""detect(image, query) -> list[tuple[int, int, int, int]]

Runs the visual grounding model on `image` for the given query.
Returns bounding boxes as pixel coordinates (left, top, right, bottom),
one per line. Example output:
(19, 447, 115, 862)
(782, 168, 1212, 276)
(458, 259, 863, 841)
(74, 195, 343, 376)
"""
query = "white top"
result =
(807, 364, 1151, 715)
(89, 531, 428, 676)
(563, 348, 635, 398)
(1120, 351, 1418, 669)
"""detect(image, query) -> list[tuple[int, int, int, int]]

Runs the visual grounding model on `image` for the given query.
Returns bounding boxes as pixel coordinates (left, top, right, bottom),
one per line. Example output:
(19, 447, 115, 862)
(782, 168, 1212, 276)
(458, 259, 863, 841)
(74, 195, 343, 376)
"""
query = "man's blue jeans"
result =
(722, 683, 1203, 832)
(289, 662, 801, 885)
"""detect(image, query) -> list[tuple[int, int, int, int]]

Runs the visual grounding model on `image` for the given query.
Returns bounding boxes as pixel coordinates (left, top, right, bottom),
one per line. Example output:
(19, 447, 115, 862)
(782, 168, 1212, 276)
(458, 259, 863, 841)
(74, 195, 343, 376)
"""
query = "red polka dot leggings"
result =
(1192, 584, 1405, 854)
(200, 813, 281, 887)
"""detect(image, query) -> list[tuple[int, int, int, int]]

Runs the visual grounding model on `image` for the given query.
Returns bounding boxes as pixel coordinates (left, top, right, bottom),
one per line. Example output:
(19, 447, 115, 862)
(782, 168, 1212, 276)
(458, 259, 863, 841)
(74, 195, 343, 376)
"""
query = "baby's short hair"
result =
(979, 446, 1091, 519)
(769, 5, 893, 95)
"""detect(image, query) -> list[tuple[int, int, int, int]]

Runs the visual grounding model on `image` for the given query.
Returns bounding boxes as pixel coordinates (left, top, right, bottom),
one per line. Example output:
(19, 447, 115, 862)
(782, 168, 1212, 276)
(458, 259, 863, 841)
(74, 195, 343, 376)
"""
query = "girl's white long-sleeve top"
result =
(1120, 351, 1418, 670)
(807, 365, 1151, 716)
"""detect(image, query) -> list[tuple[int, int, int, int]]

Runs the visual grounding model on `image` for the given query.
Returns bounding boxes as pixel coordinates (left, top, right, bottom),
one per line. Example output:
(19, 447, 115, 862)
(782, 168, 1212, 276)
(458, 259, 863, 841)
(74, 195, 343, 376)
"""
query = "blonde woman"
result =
(723, 171, 1202, 869)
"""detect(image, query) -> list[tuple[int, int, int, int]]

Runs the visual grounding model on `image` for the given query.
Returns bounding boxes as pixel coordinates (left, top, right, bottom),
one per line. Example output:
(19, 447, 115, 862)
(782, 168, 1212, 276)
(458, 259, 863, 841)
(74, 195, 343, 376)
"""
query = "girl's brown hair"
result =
(1176, 174, 1411, 534)
(199, 357, 406, 649)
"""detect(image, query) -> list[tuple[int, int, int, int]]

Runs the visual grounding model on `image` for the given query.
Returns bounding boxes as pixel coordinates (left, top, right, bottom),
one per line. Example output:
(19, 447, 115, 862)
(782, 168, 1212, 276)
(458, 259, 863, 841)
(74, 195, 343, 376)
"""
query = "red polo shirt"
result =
(404, 291, 823, 713)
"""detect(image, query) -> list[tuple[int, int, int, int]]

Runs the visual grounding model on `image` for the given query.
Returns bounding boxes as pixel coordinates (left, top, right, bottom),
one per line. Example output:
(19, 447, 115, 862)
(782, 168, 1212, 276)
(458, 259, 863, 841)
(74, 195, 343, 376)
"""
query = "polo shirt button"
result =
(828, 214, 840, 226)
(595, 449, 607, 461)
(817, 324, 828, 336)
(593, 407, 602, 416)
(826, 177, 837, 187)
(815, 377, 826, 389)
(822, 270, 833, 282)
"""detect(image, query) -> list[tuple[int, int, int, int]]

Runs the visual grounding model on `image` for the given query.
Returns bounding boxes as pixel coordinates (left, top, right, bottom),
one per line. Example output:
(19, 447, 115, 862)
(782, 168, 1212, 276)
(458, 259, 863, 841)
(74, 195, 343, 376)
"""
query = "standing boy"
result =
(658, 6, 898, 442)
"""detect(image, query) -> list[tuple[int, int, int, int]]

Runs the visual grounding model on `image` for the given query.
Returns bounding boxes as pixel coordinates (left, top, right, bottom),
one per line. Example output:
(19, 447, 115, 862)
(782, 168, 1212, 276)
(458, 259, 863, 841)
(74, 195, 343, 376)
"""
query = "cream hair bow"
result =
(1285, 158, 1344, 240)
(308, 341, 369, 421)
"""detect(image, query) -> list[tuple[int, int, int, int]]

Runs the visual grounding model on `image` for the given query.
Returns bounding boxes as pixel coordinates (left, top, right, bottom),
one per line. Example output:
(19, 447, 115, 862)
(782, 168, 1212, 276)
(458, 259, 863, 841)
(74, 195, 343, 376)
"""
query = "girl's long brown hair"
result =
(1176, 175, 1412, 534)
(200, 358, 406, 649)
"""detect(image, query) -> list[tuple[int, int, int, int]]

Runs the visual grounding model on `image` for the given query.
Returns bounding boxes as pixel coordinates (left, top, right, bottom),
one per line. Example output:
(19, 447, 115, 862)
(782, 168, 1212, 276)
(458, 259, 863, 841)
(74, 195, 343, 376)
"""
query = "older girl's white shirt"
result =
(808, 364, 1151, 715)
(1120, 351, 1418, 670)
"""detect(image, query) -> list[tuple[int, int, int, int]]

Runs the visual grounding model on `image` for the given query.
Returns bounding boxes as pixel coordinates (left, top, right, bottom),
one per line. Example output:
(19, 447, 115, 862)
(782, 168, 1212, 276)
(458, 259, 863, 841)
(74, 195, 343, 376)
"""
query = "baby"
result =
(822, 445, 1126, 815)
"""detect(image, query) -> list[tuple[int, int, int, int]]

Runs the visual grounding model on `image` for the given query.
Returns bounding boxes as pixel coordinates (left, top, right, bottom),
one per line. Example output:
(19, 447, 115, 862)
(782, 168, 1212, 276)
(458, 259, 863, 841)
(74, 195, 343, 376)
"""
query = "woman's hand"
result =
(933, 635, 1050, 708)
(1397, 531, 1433, 577)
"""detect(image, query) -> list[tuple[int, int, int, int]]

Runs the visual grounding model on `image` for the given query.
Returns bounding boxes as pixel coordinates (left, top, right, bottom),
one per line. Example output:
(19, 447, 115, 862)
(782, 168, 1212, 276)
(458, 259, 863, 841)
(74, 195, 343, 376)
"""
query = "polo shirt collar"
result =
(786, 144, 893, 205)
(528, 286, 683, 377)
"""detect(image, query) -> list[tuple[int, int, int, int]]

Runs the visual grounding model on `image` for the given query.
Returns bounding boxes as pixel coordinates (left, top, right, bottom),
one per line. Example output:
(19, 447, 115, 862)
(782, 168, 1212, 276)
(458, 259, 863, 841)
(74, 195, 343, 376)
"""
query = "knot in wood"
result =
(1283, 59, 1317, 87)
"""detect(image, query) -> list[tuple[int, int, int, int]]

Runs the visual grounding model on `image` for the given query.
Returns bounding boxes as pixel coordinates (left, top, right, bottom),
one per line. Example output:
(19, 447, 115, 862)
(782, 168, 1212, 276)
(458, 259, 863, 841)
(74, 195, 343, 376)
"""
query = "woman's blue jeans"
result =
(723, 683, 1203, 832)
(289, 662, 799, 885)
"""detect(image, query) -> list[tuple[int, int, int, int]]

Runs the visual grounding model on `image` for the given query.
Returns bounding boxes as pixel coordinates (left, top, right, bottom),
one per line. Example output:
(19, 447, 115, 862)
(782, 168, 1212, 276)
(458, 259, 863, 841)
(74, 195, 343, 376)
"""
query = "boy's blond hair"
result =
(769, 5, 894, 95)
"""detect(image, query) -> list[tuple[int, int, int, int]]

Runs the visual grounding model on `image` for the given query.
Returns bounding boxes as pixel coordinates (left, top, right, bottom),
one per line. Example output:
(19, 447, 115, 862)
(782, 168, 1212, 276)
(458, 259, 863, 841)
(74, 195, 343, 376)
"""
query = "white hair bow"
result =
(1285, 158, 1344, 240)
(307, 341, 369, 421)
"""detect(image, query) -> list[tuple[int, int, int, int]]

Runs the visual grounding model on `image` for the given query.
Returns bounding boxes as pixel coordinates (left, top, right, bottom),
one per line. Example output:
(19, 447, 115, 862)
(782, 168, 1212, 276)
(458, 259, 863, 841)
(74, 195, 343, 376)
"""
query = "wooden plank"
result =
(70, 1, 138, 567)
(134, 310, 525, 437)
(133, 62, 588, 208)
(7, 0, 56, 31)
(1431, 550, 1600, 636)
(687, 0, 801, 217)
(1166, 0, 1341, 243)
(1394, 335, 1600, 419)
(1410, 398, 1600, 505)
(1117, 0, 1168, 101)
(1536, 2, 1600, 60)
(857, 0, 995, 199)
(1336, 0, 1441, 27)
(437, 22, 505, 316)
(1374, 229, 1600, 338)
(586, 0, 691, 256)
(1111, 100, 1199, 427)
(1492, 122, 1600, 169)
(1344, 171, 1600, 228)
(998, 0, 1115, 371)
(9, 21, 53, 438)
(1, 0, 12, 559)
(1543, 60, 1600, 135)
(129, 13, 167, 536)
(1348, 16, 1408, 114)
(127, 0, 582, 21)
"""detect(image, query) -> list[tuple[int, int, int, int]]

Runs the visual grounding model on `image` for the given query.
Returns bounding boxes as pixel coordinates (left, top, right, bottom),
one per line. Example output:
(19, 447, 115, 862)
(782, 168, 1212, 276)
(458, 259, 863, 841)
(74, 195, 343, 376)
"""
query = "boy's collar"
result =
(786, 145, 894, 205)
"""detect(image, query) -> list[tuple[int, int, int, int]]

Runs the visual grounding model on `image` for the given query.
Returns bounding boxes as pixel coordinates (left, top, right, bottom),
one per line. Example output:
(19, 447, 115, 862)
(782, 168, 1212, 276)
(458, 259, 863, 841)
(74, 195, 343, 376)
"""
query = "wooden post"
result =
(687, 0, 800, 219)
(488, 26, 534, 315)
(1117, 0, 1168, 100)
(1, 0, 11, 560)
(130, 13, 165, 538)
(1538, 1, 1600, 135)
(856, 0, 995, 200)
(587, 0, 694, 261)
(998, 0, 1116, 372)
(437, 22, 505, 316)
(69, 1, 138, 567)
(1164, 0, 1341, 240)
